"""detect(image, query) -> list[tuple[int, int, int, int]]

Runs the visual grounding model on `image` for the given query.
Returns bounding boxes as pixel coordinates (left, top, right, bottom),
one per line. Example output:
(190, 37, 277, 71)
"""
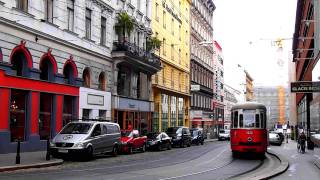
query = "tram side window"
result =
(239, 114, 243, 128)
(255, 114, 260, 128)
(233, 111, 238, 128)
(260, 113, 264, 128)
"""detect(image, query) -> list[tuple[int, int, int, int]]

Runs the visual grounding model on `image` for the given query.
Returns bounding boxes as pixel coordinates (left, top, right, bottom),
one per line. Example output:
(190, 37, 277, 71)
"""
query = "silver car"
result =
(50, 121, 121, 158)
(268, 132, 282, 146)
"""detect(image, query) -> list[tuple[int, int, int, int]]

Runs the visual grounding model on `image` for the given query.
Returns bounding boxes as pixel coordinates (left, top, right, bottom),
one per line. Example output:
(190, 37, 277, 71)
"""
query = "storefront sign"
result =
(191, 85, 200, 91)
(291, 81, 320, 93)
(87, 94, 104, 105)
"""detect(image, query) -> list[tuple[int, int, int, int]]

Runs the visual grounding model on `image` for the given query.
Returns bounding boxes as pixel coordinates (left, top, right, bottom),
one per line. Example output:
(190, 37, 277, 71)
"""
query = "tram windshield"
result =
(243, 110, 255, 128)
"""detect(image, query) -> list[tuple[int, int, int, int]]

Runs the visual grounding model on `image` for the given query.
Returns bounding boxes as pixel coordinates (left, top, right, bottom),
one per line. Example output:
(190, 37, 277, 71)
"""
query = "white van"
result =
(50, 121, 120, 159)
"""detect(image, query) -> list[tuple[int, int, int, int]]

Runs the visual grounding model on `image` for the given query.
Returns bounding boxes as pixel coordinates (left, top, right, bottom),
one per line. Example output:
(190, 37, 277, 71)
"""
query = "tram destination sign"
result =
(291, 81, 320, 93)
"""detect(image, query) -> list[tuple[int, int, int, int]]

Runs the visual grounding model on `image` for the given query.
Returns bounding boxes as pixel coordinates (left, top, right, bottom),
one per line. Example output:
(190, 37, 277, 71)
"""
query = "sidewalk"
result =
(0, 151, 63, 172)
(269, 139, 320, 180)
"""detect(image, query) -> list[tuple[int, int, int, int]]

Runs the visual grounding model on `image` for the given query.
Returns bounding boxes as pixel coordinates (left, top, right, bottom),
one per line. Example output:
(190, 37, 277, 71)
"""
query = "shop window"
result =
(39, 93, 52, 140)
(82, 67, 91, 88)
(10, 89, 27, 142)
(63, 96, 74, 126)
(63, 63, 75, 85)
(99, 110, 106, 120)
(82, 109, 90, 119)
(11, 51, 29, 77)
(98, 72, 106, 91)
(40, 58, 55, 81)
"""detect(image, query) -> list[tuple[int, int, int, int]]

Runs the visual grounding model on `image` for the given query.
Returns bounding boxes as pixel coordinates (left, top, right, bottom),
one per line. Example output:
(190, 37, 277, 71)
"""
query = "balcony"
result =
(112, 41, 161, 74)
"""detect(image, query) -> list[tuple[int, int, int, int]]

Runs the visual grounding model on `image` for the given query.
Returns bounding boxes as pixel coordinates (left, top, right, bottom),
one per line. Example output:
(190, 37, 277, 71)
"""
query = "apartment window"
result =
(171, 69, 174, 88)
(179, 49, 181, 64)
(163, 11, 166, 28)
(44, 0, 53, 23)
(67, 0, 74, 31)
(179, 25, 181, 41)
(185, 30, 188, 45)
(171, 18, 174, 35)
(101, 16, 106, 45)
(171, 44, 174, 60)
(179, 1, 181, 15)
(85, 8, 92, 39)
(16, 0, 28, 12)
(155, 3, 159, 21)
(163, 38, 166, 55)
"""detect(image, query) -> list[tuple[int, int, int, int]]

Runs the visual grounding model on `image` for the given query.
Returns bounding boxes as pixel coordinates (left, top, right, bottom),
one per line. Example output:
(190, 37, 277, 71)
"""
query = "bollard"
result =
(46, 139, 51, 161)
(16, 139, 20, 164)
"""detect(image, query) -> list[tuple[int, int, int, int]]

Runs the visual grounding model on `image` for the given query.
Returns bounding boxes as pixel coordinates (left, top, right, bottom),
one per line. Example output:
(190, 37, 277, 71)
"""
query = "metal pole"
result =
(16, 139, 20, 164)
(46, 139, 51, 160)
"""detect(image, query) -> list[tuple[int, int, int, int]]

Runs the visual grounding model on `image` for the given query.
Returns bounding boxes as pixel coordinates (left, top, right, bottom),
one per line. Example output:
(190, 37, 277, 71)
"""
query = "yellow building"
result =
(151, 0, 191, 132)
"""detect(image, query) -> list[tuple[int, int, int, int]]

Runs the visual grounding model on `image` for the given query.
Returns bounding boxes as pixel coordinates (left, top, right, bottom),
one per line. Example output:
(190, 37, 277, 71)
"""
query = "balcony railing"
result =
(113, 41, 161, 68)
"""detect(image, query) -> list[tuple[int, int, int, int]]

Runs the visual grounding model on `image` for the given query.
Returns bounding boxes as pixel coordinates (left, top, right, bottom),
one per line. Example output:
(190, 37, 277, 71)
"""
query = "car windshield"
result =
(166, 127, 180, 134)
(121, 131, 133, 137)
(192, 130, 199, 136)
(60, 123, 92, 134)
(147, 133, 160, 139)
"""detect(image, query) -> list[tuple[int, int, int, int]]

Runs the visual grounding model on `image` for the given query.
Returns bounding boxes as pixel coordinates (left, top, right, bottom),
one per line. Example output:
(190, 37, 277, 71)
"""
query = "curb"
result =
(250, 150, 289, 180)
(0, 159, 63, 173)
(204, 139, 218, 142)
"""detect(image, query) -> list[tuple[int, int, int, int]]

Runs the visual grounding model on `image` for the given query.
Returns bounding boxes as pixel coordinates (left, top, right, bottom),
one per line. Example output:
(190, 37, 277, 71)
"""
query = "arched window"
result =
(63, 63, 75, 84)
(63, 58, 78, 85)
(10, 41, 33, 77)
(39, 53, 57, 81)
(82, 67, 91, 88)
(98, 72, 106, 91)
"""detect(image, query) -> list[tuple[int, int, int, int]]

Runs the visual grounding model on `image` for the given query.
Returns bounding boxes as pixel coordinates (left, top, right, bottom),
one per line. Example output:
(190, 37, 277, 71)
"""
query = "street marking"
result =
(158, 148, 230, 180)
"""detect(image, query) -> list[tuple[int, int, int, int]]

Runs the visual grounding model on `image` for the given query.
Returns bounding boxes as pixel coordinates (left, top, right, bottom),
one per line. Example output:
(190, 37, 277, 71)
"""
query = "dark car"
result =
(146, 132, 172, 151)
(190, 128, 204, 145)
(166, 127, 192, 148)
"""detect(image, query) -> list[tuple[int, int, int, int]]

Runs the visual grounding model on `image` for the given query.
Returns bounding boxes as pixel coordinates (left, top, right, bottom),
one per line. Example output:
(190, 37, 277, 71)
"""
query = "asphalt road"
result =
(0, 141, 263, 180)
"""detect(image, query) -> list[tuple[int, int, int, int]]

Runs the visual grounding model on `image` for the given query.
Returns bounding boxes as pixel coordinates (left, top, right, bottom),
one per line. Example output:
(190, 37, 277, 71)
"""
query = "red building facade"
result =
(0, 41, 80, 153)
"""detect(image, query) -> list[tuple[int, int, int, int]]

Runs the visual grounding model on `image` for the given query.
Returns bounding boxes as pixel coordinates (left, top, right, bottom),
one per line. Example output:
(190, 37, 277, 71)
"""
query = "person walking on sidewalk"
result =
(298, 131, 306, 153)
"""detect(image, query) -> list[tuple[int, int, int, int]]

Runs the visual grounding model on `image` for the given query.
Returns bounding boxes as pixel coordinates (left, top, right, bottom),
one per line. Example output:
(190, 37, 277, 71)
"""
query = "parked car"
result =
(166, 127, 192, 148)
(218, 129, 230, 141)
(268, 131, 282, 146)
(50, 121, 121, 159)
(190, 128, 204, 145)
(146, 132, 172, 151)
(120, 129, 147, 154)
(311, 133, 320, 147)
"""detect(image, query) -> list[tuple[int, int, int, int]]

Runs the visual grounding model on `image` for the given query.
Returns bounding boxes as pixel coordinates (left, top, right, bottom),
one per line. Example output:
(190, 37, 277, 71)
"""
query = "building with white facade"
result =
(0, 0, 115, 153)
(111, 0, 161, 134)
(224, 84, 240, 130)
(190, 0, 215, 134)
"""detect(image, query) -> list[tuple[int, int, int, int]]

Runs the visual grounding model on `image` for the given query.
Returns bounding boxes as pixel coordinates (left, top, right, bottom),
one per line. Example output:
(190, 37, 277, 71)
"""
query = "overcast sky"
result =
(212, 0, 297, 88)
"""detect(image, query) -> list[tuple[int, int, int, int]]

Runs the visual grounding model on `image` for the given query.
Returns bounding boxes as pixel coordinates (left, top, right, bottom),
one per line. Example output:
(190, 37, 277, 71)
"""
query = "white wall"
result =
(79, 87, 112, 120)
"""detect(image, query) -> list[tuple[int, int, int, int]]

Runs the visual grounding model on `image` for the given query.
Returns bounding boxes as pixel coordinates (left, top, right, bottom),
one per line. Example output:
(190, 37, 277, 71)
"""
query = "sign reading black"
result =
(291, 81, 320, 93)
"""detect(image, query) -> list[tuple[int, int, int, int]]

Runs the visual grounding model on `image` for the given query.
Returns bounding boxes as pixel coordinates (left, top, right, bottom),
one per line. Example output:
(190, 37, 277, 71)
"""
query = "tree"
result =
(146, 37, 162, 52)
(115, 12, 134, 43)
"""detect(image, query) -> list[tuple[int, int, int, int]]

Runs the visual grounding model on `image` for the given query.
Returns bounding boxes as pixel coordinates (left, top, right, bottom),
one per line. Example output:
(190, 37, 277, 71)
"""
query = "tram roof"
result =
(231, 102, 266, 111)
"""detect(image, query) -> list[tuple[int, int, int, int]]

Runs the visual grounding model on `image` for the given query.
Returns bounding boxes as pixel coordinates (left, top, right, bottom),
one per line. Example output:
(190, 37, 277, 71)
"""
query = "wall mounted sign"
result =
(191, 85, 200, 91)
(291, 81, 320, 93)
(87, 94, 104, 105)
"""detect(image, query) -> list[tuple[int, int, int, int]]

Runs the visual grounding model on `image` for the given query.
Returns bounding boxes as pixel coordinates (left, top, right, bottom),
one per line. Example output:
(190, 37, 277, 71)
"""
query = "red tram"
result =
(230, 102, 268, 156)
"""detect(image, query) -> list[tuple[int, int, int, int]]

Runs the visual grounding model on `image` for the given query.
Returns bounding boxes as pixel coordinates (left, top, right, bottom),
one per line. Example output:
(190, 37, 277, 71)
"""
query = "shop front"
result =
(79, 87, 112, 121)
(0, 42, 80, 153)
(113, 96, 153, 135)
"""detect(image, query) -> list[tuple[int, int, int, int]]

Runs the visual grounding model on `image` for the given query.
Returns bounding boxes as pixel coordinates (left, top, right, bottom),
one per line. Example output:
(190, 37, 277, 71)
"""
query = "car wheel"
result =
(201, 140, 204, 145)
(157, 144, 162, 151)
(180, 141, 185, 148)
(167, 142, 172, 150)
(141, 144, 146, 152)
(112, 146, 118, 157)
(187, 141, 191, 147)
(196, 140, 199, 146)
(128, 146, 133, 154)
(86, 146, 93, 160)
